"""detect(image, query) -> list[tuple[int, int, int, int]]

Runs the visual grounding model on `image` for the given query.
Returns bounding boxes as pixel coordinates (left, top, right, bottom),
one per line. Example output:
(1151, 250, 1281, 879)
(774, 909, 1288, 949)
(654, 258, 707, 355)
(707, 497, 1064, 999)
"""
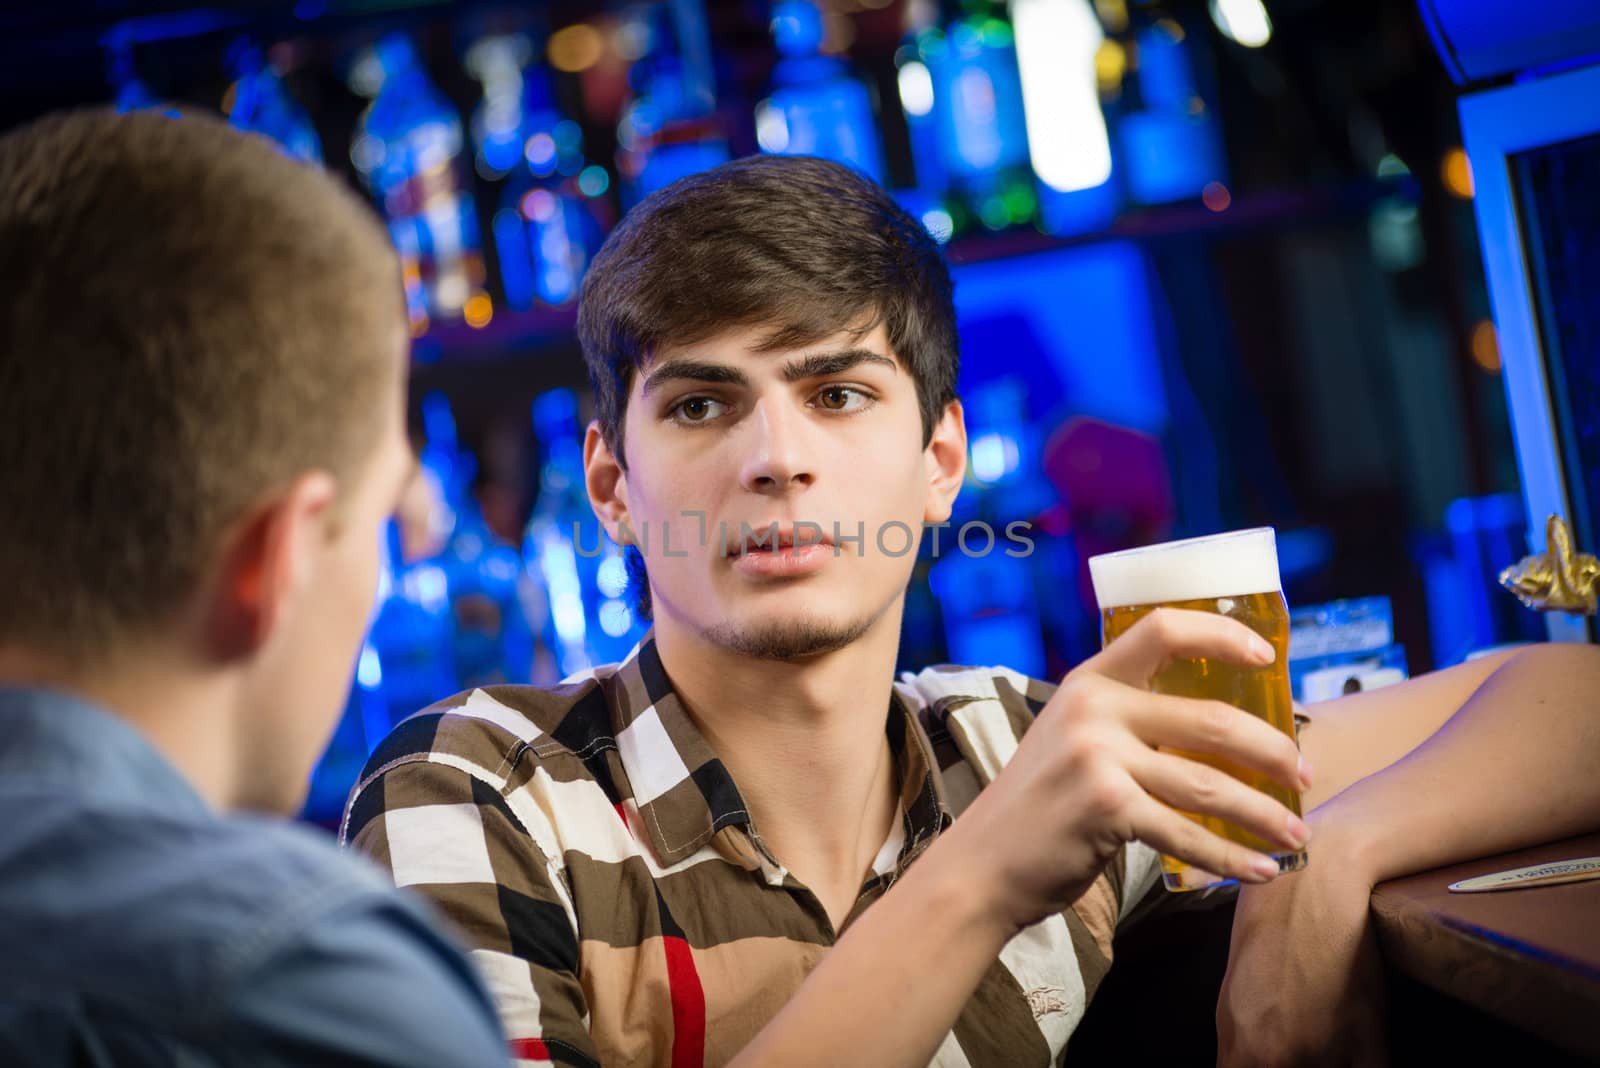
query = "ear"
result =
(584, 420, 634, 545)
(202, 472, 339, 663)
(923, 399, 967, 525)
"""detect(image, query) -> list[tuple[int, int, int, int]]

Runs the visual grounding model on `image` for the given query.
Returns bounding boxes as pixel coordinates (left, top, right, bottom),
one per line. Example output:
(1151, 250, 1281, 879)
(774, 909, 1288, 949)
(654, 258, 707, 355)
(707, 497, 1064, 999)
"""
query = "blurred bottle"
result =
(1416, 494, 1547, 668)
(226, 39, 323, 165)
(416, 393, 535, 689)
(104, 38, 178, 115)
(350, 33, 489, 335)
(929, 535, 1049, 677)
(616, 2, 730, 207)
(1115, 9, 1227, 206)
(466, 34, 606, 309)
(892, 0, 953, 240)
(367, 517, 457, 728)
(1011, 0, 1119, 234)
(928, 378, 1051, 677)
(464, 32, 535, 181)
(891, 0, 1037, 237)
(755, 0, 886, 184)
(521, 389, 645, 680)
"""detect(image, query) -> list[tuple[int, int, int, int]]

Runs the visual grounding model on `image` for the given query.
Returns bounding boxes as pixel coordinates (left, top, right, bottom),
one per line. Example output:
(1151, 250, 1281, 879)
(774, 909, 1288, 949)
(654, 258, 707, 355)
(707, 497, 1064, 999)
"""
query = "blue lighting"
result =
(578, 165, 611, 197)
(356, 645, 383, 690)
(953, 243, 1167, 433)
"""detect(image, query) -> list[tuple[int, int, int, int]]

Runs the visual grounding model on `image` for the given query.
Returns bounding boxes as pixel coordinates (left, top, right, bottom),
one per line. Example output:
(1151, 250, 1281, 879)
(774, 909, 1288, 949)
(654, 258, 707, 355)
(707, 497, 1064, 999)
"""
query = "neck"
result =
(652, 603, 906, 890)
(0, 642, 240, 811)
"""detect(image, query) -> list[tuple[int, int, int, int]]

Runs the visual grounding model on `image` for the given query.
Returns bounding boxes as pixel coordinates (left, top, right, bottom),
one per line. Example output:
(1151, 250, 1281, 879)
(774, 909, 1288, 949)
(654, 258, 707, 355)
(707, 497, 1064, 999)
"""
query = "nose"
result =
(738, 394, 815, 495)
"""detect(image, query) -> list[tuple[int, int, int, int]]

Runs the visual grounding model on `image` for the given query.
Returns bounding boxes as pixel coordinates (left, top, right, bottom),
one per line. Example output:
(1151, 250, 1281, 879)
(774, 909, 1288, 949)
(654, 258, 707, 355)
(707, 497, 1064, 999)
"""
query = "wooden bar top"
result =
(1370, 831, 1600, 1059)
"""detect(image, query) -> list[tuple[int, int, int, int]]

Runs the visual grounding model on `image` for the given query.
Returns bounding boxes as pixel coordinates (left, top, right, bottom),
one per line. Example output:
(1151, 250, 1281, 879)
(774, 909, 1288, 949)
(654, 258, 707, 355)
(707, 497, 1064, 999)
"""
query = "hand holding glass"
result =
(1089, 528, 1307, 892)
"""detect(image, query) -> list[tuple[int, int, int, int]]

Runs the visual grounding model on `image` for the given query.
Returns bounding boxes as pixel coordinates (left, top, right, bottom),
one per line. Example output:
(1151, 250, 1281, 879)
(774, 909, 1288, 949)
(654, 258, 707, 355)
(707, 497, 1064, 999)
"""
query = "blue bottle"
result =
(417, 393, 535, 689)
(756, 0, 886, 184)
(1116, 15, 1226, 206)
(927, 378, 1051, 677)
(893, 5, 953, 238)
(350, 33, 488, 332)
(367, 517, 458, 727)
(105, 43, 175, 115)
(464, 33, 535, 180)
(937, 2, 1035, 230)
(522, 390, 645, 680)
(616, 4, 730, 207)
(467, 38, 604, 309)
(226, 40, 323, 165)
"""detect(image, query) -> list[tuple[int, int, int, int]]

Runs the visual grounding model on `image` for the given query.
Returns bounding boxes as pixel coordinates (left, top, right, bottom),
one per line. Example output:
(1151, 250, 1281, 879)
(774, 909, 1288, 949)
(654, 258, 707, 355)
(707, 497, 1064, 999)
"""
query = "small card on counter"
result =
(1447, 856, 1600, 893)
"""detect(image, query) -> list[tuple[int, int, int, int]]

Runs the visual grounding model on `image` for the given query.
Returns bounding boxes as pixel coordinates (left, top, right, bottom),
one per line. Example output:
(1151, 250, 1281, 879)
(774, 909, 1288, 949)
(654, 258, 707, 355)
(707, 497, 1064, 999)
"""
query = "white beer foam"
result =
(1088, 527, 1281, 609)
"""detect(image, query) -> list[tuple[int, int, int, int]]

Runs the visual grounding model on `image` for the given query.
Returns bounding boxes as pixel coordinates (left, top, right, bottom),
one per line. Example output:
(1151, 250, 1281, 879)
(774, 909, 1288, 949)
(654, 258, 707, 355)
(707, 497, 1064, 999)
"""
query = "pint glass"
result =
(1087, 527, 1306, 892)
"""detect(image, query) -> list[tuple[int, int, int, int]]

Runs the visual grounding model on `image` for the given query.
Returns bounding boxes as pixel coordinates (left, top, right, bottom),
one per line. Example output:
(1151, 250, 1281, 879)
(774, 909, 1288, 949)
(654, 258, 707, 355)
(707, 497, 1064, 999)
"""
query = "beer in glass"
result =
(1087, 527, 1306, 892)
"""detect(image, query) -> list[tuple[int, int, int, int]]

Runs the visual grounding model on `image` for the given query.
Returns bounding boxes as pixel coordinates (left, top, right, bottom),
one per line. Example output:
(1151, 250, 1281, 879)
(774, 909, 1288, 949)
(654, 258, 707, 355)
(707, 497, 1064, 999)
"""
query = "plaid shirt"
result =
(342, 632, 1176, 1067)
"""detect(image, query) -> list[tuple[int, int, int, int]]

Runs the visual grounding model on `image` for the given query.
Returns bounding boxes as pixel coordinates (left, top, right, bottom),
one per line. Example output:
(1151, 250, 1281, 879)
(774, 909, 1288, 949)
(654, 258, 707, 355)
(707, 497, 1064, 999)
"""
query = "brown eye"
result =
(815, 386, 871, 413)
(670, 396, 727, 424)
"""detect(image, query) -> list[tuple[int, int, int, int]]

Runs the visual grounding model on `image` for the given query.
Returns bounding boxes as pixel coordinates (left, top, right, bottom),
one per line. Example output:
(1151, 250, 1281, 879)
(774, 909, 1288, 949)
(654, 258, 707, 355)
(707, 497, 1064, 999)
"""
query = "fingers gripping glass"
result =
(1089, 528, 1307, 893)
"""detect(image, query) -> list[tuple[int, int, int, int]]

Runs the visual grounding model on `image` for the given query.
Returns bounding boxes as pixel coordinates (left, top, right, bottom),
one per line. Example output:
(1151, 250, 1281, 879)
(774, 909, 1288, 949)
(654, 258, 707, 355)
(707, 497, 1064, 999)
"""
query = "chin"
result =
(698, 601, 888, 662)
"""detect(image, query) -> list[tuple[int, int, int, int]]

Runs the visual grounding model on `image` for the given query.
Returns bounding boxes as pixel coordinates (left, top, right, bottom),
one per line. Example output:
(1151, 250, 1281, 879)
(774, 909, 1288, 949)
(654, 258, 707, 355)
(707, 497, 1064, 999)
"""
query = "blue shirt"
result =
(0, 686, 510, 1067)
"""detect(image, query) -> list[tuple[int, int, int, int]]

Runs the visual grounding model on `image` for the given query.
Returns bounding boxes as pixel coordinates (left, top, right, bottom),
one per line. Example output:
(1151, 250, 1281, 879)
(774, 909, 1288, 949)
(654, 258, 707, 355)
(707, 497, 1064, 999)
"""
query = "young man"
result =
(0, 110, 508, 1066)
(344, 155, 1600, 1066)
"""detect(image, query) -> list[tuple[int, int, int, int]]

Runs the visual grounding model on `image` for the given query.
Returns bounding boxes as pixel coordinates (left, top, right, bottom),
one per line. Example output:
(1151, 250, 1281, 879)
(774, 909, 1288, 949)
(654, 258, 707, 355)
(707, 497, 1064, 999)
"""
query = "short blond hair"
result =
(0, 109, 403, 661)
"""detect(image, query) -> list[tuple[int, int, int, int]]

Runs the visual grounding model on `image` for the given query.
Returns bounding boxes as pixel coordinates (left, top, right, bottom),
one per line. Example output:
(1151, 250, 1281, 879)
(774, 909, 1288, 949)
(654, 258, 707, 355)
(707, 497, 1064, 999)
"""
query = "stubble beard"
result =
(698, 604, 887, 662)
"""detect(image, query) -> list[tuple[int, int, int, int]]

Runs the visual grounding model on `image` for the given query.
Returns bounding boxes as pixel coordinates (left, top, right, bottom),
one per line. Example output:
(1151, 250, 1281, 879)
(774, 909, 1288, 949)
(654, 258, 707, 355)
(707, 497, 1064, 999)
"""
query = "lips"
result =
(724, 523, 836, 558)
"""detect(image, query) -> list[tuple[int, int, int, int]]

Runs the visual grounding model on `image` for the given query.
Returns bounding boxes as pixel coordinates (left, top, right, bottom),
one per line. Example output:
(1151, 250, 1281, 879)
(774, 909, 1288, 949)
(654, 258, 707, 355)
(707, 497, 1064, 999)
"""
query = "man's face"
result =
(604, 321, 964, 660)
(240, 330, 414, 813)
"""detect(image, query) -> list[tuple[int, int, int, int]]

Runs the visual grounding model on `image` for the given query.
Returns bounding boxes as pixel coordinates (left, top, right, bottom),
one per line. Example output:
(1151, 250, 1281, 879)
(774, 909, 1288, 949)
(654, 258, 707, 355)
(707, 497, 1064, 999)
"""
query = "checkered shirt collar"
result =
(604, 630, 953, 868)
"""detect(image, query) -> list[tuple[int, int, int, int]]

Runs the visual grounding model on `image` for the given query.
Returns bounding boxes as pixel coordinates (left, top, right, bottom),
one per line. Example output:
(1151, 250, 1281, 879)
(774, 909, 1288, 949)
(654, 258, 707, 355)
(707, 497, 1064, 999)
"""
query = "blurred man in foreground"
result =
(0, 110, 508, 1066)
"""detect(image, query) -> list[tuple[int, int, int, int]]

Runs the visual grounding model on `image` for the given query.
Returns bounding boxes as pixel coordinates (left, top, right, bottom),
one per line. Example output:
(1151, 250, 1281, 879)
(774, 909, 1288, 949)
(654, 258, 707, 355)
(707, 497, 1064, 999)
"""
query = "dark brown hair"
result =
(0, 109, 403, 663)
(577, 153, 960, 465)
(576, 155, 961, 620)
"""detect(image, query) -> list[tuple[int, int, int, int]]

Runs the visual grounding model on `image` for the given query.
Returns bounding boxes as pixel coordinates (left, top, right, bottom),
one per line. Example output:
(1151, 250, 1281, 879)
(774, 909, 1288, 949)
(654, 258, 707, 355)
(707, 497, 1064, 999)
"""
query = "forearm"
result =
(1310, 643, 1600, 885)
(730, 826, 1013, 1068)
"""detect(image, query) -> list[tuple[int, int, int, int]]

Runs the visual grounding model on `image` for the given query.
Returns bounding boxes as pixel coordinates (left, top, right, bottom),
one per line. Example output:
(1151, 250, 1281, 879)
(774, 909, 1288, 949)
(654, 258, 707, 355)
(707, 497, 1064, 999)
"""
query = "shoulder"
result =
(0, 790, 395, 963)
(351, 680, 617, 793)
(342, 679, 629, 883)
(181, 819, 508, 1064)
(0, 793, 488, 1047)
(215, 833, 509, 1066)
(893, 663, 1059, 782)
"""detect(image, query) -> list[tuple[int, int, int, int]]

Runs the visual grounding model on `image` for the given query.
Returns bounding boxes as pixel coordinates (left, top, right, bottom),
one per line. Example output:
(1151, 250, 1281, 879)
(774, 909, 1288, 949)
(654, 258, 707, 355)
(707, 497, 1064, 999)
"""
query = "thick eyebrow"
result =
(640, 359, 751, 398)
(640, 348, 898, 398)
(780, 348, 899, 382)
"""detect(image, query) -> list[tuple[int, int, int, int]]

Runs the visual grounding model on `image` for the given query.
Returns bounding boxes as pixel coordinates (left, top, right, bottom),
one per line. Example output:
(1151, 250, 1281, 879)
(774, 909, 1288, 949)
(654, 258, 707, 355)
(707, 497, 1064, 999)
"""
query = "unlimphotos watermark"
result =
(564, 512, 1035, 560)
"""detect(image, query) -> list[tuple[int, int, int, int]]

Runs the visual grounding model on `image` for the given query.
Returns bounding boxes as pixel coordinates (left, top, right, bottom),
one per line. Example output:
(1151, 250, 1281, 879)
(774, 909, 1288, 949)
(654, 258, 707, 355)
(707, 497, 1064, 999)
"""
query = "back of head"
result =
(0, 109, 402, 665)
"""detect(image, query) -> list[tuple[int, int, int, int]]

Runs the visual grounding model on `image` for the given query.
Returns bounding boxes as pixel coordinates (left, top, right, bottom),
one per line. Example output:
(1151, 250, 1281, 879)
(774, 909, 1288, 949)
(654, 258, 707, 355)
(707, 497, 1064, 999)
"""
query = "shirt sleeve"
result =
(223, 889, 513, 1068)
(343, 756, 600, 1068)
(977, 667, 1238, 931)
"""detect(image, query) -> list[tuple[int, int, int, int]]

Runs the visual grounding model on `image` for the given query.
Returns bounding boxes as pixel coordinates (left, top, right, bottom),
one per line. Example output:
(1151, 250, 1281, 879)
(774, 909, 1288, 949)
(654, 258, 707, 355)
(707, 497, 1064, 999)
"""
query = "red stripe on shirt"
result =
(663, 935, 706, 1067)
(508, 1037, 551, 1062)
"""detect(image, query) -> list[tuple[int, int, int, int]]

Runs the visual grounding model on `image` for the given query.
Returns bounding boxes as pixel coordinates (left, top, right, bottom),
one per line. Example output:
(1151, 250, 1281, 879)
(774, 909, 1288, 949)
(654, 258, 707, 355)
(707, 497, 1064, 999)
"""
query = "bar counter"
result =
(1371, 830, 1600, 1060)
